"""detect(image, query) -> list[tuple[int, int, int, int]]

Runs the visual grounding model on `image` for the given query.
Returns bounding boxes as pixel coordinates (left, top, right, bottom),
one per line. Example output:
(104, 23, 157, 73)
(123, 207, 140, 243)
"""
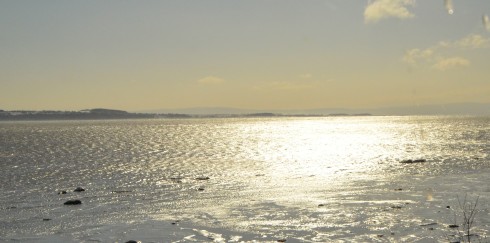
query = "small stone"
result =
(391, 206, 403, 209)
(277, 239, 287, 242)
(318, 204, 325, 207)
(74, 187, 85, 192)
(448, 224, 459, 228)
(198, 187, 205, 191)
(377, 234, 384, 237)
(195, 176, 210, 181)
(400, 159, 427, 164)
(64, 199, 82, 205)
(394, 188, 403, 191)
(429, 227, 434, 230)
(446, 206, 451, 209)
(43, 218, 51, 221)
(125, 241, 138, 243)
(58, 190, 67, 195)
(420, 222, 437, 226)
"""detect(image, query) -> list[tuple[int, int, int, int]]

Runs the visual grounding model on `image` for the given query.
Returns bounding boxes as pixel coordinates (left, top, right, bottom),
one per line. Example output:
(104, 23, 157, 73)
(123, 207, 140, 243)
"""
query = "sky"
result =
(1, 0, 489, 111)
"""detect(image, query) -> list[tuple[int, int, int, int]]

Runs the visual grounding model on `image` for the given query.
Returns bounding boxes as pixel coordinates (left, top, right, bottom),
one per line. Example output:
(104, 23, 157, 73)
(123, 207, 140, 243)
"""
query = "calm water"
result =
(0, 116, 489, 242)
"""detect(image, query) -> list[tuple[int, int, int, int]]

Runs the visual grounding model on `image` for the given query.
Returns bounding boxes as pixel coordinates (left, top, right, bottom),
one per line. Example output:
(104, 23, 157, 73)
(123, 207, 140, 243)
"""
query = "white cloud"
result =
(364, 0, 416, 23)
(456, 34, 489, 49)
(197, 76, 225, 85)
(432, 57, 470, 71)
(402, 34, 490, 70)
(403, 48, 434, 64)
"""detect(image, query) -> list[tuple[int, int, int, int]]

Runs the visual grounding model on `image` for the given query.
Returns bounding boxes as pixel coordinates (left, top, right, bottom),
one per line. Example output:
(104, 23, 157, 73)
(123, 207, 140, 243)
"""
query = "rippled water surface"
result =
(0, 116, 489, 242)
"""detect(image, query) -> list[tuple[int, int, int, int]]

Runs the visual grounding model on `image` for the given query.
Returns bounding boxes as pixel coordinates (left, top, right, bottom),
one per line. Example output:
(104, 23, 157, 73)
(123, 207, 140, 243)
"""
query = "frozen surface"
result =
(0, 116, 489, 242)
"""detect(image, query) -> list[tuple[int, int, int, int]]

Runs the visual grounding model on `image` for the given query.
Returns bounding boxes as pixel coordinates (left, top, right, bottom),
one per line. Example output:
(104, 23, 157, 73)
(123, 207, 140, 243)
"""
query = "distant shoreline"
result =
(0, 108, 374, 121)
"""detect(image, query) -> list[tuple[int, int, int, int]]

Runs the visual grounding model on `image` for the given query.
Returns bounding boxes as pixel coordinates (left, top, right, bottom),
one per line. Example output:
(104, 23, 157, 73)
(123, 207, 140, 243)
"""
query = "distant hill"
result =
(142, 102, 490, 116)
(0, 109, 156, 120)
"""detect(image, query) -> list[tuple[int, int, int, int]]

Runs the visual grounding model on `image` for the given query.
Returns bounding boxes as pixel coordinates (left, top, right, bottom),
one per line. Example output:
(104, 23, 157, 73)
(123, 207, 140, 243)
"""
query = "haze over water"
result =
(1, 116, 489, 242)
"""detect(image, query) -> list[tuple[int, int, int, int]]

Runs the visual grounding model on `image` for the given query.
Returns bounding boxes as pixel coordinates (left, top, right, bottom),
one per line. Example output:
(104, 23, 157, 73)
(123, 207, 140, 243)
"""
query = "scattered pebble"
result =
(448, 224, 459, 228)
(391, 206, 403, 209)
(377, 234, 384, 237)
(196, 176, 210, 181)
(125, 241, 139, 243)
(64, 199, 82, 205)
(198, 187, 205, 191)
(277, 239, 287, 242)
(43, 218, 51, 221)
(74, 187, 85, 192)
(394, 188, 403, 191)
(318, 204, 325, 207)
(58, 190, 67, 195)
(171, 220, 180, 225)
(446, 206, 451, 209)
(420, 222, 438, 226)
(400, 159, 427, 164)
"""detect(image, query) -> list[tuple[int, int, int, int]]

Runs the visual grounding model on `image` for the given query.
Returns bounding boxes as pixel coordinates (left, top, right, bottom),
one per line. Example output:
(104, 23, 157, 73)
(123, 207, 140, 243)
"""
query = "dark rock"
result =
(401, 159, 427, 164)
(170, 177, 183, 183)
(195, 176, 210, 181)
(43, 218, 51, 221)
(394, 188, 403, 191)
(125, 241, 138, 243)
(74, 187, 85, 192)
(448, 224, 459, 228)
(58, 190, 67, 195)
(420, 222, 437, 226)
(377, 234, 384, 237)
(446, 206, 451, 209)
(198, 187, 205, 191)
(318, 204, 325, 207)
(64, 199, 82, 205)
(391, 206, 403, 209)
(277, 239, 287, 242)
(171, 220, 180, 225)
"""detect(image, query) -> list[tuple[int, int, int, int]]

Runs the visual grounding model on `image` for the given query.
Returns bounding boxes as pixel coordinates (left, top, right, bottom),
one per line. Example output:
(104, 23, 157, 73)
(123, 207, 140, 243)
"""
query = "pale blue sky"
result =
(1, 0, 489, 111)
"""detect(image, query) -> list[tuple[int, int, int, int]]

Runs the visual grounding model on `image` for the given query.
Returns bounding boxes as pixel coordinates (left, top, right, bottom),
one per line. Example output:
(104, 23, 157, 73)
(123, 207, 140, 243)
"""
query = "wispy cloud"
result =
(197, 76, 226, 85)
(364, 0, 415, 23)
(432, 57, 470, 71)
(403, 34, 490, 71)
(403, 48, 434, 64)
(456, 34, 490, 49)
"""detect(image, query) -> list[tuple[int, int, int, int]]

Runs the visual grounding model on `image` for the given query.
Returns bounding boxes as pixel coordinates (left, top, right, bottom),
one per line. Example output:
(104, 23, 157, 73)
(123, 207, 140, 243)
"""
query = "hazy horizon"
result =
(1, 1, 490, 111)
